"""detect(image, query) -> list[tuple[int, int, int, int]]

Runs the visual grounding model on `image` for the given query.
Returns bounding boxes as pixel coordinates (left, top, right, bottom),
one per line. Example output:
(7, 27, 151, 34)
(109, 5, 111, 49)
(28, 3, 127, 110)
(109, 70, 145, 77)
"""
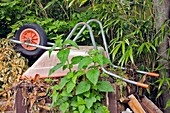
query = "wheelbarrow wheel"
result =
(15, 23, 47, 57)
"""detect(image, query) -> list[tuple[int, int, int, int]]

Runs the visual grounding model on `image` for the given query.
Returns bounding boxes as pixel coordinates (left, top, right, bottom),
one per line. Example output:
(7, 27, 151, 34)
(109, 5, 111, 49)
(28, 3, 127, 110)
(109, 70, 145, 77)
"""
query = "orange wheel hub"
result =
(20, 28, 40, 50)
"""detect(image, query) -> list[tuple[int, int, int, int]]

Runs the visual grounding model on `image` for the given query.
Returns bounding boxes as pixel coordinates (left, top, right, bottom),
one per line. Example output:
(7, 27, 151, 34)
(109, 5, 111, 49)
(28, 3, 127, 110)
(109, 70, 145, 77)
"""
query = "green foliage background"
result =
(0, 0, 170, 110)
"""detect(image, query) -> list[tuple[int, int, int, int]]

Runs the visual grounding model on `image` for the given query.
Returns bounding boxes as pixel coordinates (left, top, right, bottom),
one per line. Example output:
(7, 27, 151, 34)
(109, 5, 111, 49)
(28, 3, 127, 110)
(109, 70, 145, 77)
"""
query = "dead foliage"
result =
(14, 75, 58, 113)
(0, 38, 28, 112)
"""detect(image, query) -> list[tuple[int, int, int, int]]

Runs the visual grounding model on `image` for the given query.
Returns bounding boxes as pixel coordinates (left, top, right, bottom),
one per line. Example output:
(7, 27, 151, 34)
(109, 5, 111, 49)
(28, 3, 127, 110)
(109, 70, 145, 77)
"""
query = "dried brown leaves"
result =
(0, 39, 57, 112)
(0, 38, 28, 112)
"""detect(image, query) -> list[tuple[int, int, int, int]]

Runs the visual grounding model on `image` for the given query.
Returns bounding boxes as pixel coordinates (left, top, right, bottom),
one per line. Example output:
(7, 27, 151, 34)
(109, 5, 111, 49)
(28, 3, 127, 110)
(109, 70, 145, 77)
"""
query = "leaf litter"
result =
(0, 38, 57, 112)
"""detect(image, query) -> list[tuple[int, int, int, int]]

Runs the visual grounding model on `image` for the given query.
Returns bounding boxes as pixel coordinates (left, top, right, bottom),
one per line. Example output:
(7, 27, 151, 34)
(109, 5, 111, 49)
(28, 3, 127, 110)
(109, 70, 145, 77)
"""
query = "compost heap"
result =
(0, 38, 55, 112)
(0, 38, 28, 111)
(0, 38, 28, 88)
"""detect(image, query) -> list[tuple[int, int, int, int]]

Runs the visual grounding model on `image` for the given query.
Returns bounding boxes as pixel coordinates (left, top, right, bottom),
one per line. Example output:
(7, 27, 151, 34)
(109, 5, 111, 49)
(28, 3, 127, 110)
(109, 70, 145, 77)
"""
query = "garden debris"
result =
(0, 38, 29, 112)
(14, 79, 57, 113)
(0, 38, 28, 88)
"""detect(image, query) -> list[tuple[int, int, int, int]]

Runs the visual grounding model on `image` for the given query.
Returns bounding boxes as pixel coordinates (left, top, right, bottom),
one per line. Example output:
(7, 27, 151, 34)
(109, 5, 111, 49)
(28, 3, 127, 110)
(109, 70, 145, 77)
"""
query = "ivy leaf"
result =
(49, 63, 63, 76)
(78, 56, 93, 70)
(76, 81, 91, 95)
(97, 81, 114, 92)
(63, 39, 79, 49)
(60, 102, 69, 113)
(78, 105, 85, 113)
(86, 69, 100, 85)
(66, 81, 75, 93)
(57, 48, 70, 64)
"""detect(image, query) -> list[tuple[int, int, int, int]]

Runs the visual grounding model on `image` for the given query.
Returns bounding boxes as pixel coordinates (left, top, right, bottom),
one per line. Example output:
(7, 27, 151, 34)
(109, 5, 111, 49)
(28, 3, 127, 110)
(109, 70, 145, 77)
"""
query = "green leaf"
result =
(83, 91, 90, 98)
(72, 71, 85, 84)
(66, 72, 74, 79)
(86, 69, 100, 85)
(57, 48, 70, 64)
(66, 81, 75, 93)
(59, 77, 69, 89)
(137, 43, 145, 54)
(111, 43, 121, 60)
(79, 0, 88, 7)
(102, 56, 111, 65)
(97, 81, 114, 92)
(78, 105, 85, 113)
(85, 96, 96, 109)
(77, 96, 85, 105)
(71, 97, 78, 107)
(52, 85, 60, 91)
(49, 63, 63, 76)
(76, 81, 91, 95)
(60, 102, 69, 113)
(68, 0, 75, 7)
(129, 47, 134, 64)
(51, 91, 59, 105)
(55, 39, 63, 48)
(71, 56, 83, 65)
(43, 1, 55, 10)
(63, 39, 79, 49)
(158, 79, 164, 90)
(122, 41, 125, 54)
(48, 44, 56, 57)
(73, 111, 79, 113)
(92, 54, 103, 66)
(78, 56, 93, 70)
(61, 90, 72, 97)
(84, 109, 92, 113)
(156, 90, 165, 99)
(165, 99, 170, 109)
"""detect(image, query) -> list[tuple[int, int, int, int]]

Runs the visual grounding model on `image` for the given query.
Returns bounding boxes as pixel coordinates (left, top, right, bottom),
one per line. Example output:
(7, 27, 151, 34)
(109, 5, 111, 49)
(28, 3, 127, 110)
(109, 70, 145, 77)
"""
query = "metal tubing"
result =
(73, 19, 110, 60)
(72, 19, 158, 77)
(101, 67, 137, 85)
(47, 42, 55, 46)
(64, 21, 143, 86)
(65, 22, 97, 49)
(101, 67, 148, 88)
(10, 38, 60, 50)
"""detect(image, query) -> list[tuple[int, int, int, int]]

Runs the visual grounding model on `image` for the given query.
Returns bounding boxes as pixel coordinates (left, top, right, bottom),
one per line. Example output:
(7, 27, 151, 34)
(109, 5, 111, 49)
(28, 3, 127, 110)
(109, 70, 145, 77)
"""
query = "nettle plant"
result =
(47, 40, 114, 113)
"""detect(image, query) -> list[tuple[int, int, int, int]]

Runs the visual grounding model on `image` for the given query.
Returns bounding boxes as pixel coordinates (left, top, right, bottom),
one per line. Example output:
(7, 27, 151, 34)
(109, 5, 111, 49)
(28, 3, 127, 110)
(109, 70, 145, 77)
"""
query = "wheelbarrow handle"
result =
(136, 82, 149, 88)
(147, 72, 159, 77)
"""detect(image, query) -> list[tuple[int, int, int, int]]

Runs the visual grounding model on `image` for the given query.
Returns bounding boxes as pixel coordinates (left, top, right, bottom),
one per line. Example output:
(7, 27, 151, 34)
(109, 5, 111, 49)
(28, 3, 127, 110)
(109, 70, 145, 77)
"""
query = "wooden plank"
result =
(15, 87, 27, 113)
(141, 96, 163, 113)
(108, 84, 117, 113)
(128, 94, 146, 113)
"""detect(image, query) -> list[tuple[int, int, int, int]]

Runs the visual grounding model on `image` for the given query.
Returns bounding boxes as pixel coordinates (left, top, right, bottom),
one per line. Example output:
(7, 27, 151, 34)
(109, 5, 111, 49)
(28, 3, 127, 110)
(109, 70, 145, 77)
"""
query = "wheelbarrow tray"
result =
(21, 46, 105, 79)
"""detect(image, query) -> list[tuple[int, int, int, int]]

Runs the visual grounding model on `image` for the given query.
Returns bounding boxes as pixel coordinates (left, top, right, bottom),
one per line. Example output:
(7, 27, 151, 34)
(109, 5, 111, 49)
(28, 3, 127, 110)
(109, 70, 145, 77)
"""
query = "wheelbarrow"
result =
(10, 19, 159, 88)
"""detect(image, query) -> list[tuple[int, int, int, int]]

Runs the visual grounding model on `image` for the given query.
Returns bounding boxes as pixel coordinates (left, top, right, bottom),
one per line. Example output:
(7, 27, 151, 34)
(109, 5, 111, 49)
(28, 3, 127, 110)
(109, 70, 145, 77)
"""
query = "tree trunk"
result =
(153, 0, 170, 113)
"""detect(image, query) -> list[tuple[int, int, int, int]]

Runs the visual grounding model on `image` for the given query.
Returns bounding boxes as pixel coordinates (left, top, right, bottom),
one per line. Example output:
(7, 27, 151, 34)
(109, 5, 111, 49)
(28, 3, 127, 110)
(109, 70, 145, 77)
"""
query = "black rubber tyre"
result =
(15, 23, 47, 57)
